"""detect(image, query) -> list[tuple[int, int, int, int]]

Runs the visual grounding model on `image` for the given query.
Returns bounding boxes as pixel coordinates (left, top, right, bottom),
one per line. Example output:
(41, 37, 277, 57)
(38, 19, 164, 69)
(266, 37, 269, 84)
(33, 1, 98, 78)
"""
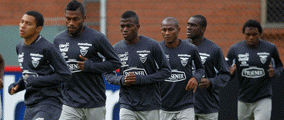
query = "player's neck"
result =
(24, 34, 40, 45)
(126, 35, 139, 44)
(192, 36, 204, 46)
(165, 39, 180, 48)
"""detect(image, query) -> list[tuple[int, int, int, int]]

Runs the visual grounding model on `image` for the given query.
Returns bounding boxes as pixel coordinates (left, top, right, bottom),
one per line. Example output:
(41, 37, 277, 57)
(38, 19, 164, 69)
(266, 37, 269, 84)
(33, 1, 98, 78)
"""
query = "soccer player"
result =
(159, 17, 205, 120)
(185, 15, 231, 120)
(227, 19, 283, 120)
(104, 11, 171, 120)
(8, 11, 72, 120)
(53, 0, 121, 120)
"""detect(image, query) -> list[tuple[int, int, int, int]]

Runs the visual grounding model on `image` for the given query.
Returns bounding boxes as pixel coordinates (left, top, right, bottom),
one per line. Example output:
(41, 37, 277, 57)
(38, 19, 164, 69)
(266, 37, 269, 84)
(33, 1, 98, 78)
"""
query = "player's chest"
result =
(57, 41, 95, 59)
(17, 51, 46, 69)
(235, 51, 271, 67)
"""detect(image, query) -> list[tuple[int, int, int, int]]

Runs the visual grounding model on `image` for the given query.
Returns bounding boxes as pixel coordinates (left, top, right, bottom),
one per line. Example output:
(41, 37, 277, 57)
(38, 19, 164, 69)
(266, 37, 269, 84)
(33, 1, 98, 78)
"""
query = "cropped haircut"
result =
(66, 0, 86, 16)
(192, 15, 207, 28)
(121, 11, 139, 24)
(242, 19, 262, 34)
(162, 17, 179, 28)
(25, 11, 44, 27)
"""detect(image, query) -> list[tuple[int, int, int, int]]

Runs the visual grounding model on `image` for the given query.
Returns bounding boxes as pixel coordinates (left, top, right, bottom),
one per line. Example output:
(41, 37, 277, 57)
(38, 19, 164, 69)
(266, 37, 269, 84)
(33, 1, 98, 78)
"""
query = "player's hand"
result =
(268, 64, 275, 78)
(77, 55, 88, 71)
(0, 78, 3, 89)
(185, 77, 198, 93)
(124, 72, 136, 86)
(229, 64, 236, 75)
(199, 78, 210, 89)
(10, 85, 19, 95)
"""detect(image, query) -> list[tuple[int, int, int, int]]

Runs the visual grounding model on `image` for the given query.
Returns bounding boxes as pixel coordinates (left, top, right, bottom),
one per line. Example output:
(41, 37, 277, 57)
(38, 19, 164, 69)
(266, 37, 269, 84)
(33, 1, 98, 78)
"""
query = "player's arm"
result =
(207, 48, 231, 90)
(105, 69, 127, 86)
(187, 48, 205, 92)
(81, 35, 121, 73)
(25, 45, 72, 87)
(134, 43, 171, 85)
(226, 47, 236, 76)
(8, 77, 26, 95)
(0, 54, 4, 89)
(269, 46, 283, 78)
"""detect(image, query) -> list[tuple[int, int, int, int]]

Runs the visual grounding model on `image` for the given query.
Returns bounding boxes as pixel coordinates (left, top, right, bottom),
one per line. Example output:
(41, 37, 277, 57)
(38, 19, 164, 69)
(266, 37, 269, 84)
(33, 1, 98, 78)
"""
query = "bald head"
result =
(162, 17, 179, 28)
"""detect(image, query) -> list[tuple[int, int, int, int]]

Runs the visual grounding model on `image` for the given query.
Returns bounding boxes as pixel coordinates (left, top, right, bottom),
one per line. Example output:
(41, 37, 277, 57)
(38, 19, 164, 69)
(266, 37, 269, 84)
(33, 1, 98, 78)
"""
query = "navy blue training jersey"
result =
(185, 38, 231, 114)
(53, 26, 121, 108)
(9, 36, 72, 108)
(159, 40, 205, 111)
(227, 40, 283, 103)
(105, 35, 171, 111)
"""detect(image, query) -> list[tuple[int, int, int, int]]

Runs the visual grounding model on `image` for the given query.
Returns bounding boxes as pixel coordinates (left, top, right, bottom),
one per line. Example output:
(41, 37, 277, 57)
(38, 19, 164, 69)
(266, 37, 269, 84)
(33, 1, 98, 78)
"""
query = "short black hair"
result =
(25, 11, 44, 27)
(242, 19, 262, 34)
(192, 15, 207, 28)
(121, 11, 139, 24)
(66, 0, 85, 16)
(162, 17, 179, 28)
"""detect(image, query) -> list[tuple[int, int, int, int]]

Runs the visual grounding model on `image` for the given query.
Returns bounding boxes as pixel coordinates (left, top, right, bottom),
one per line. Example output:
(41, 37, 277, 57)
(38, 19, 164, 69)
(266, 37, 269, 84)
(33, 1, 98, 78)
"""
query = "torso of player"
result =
(56, 37, 100, 73)
(17, 38, 51, 76)
(233, 41, 272, 79)
(115, 37, 160, 77)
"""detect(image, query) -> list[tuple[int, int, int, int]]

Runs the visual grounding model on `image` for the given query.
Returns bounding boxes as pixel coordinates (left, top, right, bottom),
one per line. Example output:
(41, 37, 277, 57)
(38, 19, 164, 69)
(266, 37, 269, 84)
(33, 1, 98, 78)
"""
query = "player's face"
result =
(244, 27, 260, 47)
(19, 14, 40, 39)
(161, 21, 180, 44)
(65, 9, 86, 37)
(187, 17, 204, 39)
(120, 18, 140, 41)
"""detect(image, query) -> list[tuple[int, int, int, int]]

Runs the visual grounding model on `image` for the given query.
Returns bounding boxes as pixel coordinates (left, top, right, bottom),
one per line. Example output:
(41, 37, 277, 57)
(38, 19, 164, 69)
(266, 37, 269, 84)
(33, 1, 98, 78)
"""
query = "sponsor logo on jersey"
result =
(238, 53, 249, 66)
(30, 53, 43, 68)
(123, 67, 147, 76)
(118, 52, 129, 67)
(59, 42, 69, 58)
(178, 54, 191, 67)
(165, 69, 186, 82)
(257, 52, 270, 64)
(165, 54, 169, 61)
(78, 43, 92, 56)
(241, 67, 265, 78)
(18, 53, 24, 69)
(137, 50, 150, 63)
(66, 59, 81, 73)
(199, 53, 210, 64)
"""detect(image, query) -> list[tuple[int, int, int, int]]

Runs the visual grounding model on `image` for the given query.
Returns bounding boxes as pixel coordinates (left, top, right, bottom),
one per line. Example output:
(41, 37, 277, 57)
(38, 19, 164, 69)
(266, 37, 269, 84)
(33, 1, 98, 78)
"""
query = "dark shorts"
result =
(24, 104, 62, 120)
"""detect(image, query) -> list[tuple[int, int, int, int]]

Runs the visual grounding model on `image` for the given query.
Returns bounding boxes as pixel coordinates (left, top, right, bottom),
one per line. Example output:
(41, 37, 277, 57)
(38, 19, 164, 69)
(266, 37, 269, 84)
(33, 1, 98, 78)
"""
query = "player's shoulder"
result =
(54, 30, 68, 40)
(181, 40, 197, 49)
(140, 35, 159, 44)
(229, 40, 245, 50)
(260, 39, 276, 48)
(85, 26, 105, 38)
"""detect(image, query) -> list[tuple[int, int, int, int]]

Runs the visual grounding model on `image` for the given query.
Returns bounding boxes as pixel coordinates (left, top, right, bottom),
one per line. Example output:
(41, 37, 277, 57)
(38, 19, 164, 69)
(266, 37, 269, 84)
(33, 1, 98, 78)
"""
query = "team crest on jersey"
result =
(78, 43, 92, 56)
(118, 52, 129, 67)
(178, 54, 191, 67)
(30, 53, 43, 68)
(199, 53, 210, 64)
(59, 42, 69, 58)
(257, 52, 270, 64)
(137, 50, 150, 63)
(238, 53, 249, 66)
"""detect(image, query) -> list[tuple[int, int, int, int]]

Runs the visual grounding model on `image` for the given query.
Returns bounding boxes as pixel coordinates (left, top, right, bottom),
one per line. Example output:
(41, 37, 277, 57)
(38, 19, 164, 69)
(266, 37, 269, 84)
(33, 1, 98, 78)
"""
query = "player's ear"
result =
(36, 26, 43, 33)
